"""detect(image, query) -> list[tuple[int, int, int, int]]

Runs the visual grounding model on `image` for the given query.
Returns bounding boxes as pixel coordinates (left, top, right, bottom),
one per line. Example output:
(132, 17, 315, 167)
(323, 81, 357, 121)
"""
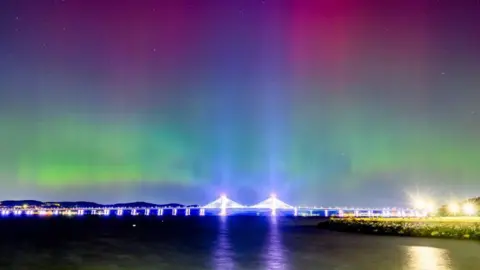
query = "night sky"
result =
(0, 0, 479, 206)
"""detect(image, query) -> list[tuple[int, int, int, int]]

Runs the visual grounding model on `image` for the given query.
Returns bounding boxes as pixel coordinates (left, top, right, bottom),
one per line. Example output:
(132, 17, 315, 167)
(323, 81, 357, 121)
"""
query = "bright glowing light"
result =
(270, 193, 276, 198)
(219, 194, 227, 216)
(413, 198, 426, 209)
(411, 196, 435, 213)
(463, 203, 476, 216)
(425, 202, 435, 213)
(448, 202, 460, 214)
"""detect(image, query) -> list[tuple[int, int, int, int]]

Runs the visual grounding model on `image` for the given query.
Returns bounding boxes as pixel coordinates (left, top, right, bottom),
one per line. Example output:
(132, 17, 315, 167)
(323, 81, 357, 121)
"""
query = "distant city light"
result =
(463, 203, 476, 216)
(448, 202, 460, 215)
(413, 198, 426, 210)
(425, 202, 435, 213)
(411, 196, 435, 213)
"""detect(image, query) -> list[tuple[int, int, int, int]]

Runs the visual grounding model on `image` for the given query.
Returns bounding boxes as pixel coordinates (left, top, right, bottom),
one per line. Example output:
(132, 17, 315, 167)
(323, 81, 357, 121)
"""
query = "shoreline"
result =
(319, 217, 480, 240)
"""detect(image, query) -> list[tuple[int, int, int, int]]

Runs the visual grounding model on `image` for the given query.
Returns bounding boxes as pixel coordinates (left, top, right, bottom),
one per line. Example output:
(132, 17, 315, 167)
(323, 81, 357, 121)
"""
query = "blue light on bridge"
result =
(0, 194, 415, 218)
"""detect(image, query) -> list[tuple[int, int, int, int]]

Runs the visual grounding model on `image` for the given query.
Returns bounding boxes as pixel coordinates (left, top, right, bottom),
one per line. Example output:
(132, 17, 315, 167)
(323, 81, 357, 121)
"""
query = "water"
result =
(0, 216, 479, 269)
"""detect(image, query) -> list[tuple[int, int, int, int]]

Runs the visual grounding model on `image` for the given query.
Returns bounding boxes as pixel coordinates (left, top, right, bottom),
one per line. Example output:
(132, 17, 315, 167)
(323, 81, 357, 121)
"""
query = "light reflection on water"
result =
(264, 216, 288, 270)
(2, 217, 479, 269)
(404, 246, 452, 270)
(213, 215, 234, 270)
(213, 216, 289, 270)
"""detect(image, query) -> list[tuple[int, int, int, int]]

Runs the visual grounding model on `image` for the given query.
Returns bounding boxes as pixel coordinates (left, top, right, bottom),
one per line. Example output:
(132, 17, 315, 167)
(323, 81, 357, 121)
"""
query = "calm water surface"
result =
(0, 216, 479, 269)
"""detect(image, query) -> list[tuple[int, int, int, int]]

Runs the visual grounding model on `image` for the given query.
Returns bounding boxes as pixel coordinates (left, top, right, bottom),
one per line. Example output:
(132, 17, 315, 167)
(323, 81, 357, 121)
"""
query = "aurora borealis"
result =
(0, 1, 479, 205)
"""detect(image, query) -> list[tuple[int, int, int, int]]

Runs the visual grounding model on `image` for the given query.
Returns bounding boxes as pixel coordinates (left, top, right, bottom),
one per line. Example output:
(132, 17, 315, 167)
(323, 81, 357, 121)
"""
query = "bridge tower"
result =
(202, 194, 246, 216)
(251, 193, 293, 216)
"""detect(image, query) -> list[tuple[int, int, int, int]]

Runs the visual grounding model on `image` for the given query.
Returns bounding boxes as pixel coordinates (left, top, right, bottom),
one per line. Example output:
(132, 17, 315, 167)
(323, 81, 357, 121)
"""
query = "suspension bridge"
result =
(0, 194, 422, 218)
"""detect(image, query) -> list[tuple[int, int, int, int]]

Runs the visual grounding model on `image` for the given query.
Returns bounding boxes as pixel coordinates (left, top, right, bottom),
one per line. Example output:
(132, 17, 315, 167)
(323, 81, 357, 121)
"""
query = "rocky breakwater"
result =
(318, 217, 480, 240)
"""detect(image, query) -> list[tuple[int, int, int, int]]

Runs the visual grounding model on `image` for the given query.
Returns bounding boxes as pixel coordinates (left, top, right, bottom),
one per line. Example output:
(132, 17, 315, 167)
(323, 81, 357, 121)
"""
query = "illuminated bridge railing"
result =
(0, 207, 420, 218)
(0, 194, 421, 218)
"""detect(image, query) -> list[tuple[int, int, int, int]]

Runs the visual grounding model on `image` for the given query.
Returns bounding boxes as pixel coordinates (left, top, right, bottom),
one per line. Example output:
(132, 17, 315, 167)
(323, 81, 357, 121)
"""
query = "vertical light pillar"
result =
(186, 208, 190, 216)
(270, 193, 277, 217)
(132, 209, 137, 216)
(294, 207, 298, 217)
(324, 210, 329, 217)
(159, 208, 164, 216)
(173, 208, 177, 216)
(220, 194, 227, 216)
(145, 209, 150, 216)
(200, 208, 205, 216)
